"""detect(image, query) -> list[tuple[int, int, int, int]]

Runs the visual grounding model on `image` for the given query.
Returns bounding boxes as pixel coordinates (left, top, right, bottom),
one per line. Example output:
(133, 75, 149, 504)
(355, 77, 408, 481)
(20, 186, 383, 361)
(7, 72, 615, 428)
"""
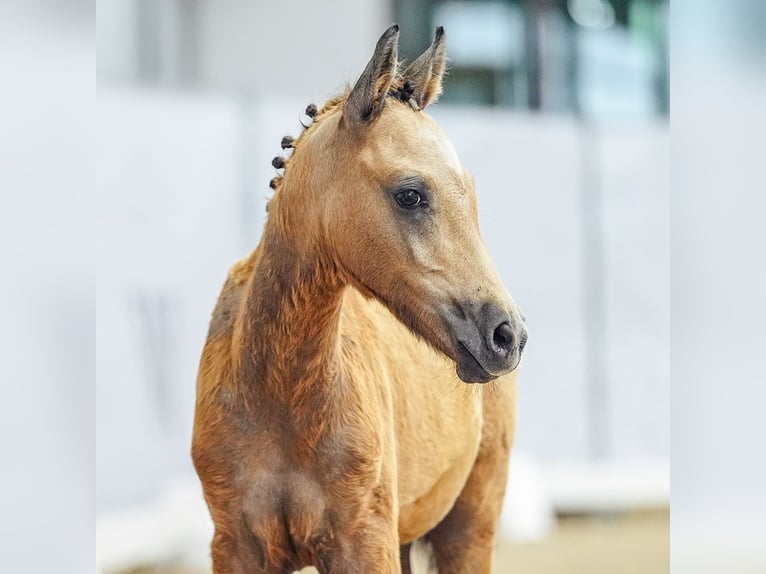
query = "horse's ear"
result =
(344, 24, 400, 127)
(401, 27, 447, 110)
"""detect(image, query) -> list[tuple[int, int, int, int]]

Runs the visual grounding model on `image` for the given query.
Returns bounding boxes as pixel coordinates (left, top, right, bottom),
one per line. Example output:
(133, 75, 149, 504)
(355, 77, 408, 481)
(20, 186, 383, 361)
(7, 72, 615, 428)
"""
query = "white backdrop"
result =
(97, 89, 669, 518)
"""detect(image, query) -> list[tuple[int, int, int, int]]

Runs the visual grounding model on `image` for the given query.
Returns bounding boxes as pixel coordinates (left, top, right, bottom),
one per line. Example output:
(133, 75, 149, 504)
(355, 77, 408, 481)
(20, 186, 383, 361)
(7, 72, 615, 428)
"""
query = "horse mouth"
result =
(455, 342, 496, 384)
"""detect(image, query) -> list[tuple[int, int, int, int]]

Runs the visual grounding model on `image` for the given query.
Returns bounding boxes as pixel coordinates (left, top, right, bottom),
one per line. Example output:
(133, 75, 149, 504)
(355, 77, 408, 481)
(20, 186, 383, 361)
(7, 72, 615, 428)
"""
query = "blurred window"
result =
(395, 0, 669, 118)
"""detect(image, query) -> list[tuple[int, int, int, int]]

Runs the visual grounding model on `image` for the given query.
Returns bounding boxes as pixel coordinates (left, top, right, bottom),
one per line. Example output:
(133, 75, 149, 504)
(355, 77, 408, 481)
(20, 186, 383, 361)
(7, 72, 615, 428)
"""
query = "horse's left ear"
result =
(401, 27, 447, 110)
(344, 24, 400, 127)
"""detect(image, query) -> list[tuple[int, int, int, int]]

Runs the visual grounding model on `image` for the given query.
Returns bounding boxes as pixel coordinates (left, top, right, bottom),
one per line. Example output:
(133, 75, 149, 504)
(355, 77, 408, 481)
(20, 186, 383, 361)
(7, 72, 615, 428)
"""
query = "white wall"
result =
(196, 0, 392, 100)
(431, 110, 670, 464)
(97, 89, 669, 514)
(97, 0, 391, 96)
(600, 125, 670, 461)
(97, 0, 139, 82)
(432, 109, 591, 462)
(97, 90, 244, 512)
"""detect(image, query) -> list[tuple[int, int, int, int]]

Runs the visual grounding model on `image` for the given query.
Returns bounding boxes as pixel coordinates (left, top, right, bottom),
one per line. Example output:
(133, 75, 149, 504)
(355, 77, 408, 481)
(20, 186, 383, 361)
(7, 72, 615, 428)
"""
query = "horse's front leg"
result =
(425, 386, 514, 574)
(317, 496, 401, 574)
(321, 532, 401, 574)
(399, 543, 412, 574)
(209, 527, 269, 574)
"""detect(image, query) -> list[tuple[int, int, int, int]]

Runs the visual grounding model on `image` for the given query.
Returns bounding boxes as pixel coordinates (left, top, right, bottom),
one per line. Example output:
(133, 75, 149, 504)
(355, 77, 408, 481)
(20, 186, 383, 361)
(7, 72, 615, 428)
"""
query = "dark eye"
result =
(395, 188, 422, 208)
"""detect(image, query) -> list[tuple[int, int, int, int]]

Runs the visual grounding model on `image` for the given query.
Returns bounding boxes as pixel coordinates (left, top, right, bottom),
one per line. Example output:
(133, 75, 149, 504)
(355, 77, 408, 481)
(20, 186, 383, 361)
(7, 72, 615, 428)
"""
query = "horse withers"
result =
(192, 25, 527, 574)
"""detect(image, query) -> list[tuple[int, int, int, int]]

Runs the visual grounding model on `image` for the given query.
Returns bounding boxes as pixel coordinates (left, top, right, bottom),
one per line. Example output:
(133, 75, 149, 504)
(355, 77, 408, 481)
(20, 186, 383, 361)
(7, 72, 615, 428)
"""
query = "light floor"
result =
(119, 508, 669, 574)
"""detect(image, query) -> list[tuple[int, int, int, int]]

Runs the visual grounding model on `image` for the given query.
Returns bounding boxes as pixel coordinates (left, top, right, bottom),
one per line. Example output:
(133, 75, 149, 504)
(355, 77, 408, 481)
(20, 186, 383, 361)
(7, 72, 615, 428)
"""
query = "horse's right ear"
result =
(343, 24, 399, 127)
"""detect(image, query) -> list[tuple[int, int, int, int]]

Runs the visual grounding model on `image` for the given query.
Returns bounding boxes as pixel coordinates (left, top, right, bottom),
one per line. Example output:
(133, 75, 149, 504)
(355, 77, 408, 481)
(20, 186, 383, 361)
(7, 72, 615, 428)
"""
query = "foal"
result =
(192, 25, 527, 574)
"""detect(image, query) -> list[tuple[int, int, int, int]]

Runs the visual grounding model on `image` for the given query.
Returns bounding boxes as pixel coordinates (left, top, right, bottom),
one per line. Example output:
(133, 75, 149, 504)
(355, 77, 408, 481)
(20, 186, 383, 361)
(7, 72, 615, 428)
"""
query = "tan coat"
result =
(192, 25, 525, 574)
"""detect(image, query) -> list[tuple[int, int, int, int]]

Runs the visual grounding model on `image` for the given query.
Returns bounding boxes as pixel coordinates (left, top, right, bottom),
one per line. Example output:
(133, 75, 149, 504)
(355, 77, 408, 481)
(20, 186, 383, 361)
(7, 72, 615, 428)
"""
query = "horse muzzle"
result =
(448, 302, 527, 384)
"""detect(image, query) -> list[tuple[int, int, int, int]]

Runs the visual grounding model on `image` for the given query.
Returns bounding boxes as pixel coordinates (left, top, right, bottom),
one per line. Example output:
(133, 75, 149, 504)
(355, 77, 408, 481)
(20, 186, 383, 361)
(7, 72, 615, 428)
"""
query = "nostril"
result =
(492, 322, 515, 355)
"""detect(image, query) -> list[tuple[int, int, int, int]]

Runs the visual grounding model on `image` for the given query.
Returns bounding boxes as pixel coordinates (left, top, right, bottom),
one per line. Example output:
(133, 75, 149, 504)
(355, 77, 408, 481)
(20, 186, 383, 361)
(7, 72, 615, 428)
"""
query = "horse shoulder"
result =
(192, 252, 258, 474)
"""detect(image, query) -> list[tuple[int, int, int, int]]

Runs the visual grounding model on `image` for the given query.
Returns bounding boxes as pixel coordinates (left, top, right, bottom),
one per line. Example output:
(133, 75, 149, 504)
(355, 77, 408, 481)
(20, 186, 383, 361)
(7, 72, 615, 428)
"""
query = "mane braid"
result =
(265, 93, 349, 207)
(265, 83, 420, 209)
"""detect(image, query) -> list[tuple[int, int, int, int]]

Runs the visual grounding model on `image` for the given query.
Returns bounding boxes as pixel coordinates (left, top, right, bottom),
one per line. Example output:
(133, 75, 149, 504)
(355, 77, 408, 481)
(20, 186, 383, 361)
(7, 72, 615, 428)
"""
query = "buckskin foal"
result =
(192, 25, 527, 574)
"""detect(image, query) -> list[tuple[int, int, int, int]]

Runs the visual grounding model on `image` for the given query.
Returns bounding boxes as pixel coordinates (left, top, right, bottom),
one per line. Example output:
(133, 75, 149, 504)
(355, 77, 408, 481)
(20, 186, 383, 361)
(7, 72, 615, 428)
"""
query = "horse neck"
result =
(236, 215, 345, 415)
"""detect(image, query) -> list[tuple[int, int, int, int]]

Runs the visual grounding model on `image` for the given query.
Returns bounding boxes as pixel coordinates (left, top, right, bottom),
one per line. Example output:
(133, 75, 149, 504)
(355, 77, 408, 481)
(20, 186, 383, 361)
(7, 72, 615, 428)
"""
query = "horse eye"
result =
(395, 189, 422, 208)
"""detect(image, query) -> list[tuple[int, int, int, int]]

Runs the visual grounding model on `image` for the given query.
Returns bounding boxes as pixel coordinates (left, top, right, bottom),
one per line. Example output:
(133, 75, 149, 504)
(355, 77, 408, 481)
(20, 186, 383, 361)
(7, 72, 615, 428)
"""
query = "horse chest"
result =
(244, 465, 328, 526)
(240, 438, 385, 568)
(237, 468, 324, 569)
(394, 386, 485, 540)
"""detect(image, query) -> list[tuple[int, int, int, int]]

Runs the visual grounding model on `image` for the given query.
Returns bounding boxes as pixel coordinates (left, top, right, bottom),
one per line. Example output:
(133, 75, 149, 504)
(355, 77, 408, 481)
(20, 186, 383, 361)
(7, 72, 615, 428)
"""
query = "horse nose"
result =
(452, 301, 526, 378)
(486, 308, 527, 363)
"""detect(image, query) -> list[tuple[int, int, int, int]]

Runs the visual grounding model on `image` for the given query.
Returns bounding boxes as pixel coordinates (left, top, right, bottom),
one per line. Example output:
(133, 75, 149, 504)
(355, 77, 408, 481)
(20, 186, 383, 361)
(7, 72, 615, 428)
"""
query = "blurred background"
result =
(97, 0, 669, 572)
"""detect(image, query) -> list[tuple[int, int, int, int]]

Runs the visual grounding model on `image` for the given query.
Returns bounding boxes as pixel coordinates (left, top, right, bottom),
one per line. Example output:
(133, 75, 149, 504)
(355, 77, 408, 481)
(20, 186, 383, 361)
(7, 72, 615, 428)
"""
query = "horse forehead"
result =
(372, 113, 464, 176)
(432, 130, 463, 176)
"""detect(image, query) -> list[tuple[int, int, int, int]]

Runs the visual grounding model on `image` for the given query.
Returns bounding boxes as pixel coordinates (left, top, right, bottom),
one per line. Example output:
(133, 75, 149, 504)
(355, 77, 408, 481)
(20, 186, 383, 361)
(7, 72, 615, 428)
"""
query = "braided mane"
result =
(266, 76, 421, 211)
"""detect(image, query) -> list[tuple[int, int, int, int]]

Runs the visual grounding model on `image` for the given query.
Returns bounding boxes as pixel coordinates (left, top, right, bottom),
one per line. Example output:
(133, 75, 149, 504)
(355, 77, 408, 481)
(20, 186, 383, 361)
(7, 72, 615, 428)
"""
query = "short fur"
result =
(192, 25, 523, 574)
